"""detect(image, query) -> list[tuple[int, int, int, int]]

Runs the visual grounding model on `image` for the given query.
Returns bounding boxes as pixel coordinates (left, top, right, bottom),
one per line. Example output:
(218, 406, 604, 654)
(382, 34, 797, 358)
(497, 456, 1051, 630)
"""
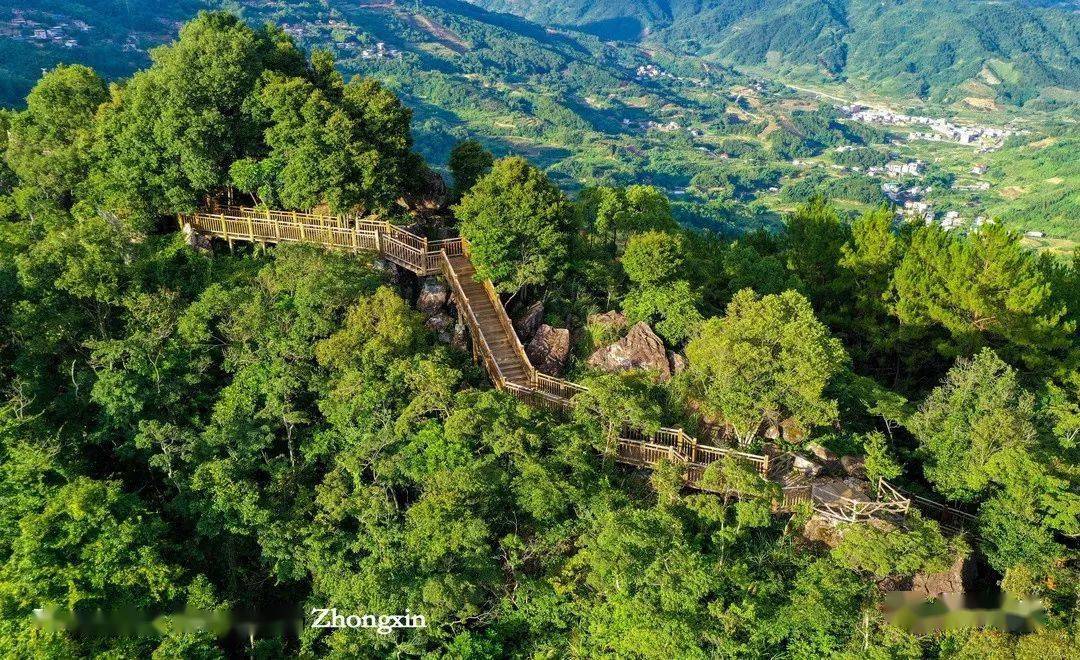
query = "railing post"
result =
(762, 453, 769, 476)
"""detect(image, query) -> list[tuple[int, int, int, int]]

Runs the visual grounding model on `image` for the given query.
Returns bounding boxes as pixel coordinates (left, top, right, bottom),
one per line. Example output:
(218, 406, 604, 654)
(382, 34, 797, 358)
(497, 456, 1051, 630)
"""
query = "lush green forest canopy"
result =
(2, 0, 1077, 246)
(0, 9, 1078, 658)
(472, 0, 1080, 107)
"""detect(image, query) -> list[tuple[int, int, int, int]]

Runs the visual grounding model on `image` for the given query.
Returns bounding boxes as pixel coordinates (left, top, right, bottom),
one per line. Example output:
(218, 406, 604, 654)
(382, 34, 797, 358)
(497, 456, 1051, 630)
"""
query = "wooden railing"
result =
(811, 479, 911, 523)
(893, 486, 978, 535)
(779, 485, 813, 511)
(182, 209, 446, 275)
(208, 204, 361, 229)
(439, 251, 507, 389)
(481, 277, 536, 382)
(183, 206, 914, 525)
(534, 372, 588, 403)
(616, 426, 773, 496)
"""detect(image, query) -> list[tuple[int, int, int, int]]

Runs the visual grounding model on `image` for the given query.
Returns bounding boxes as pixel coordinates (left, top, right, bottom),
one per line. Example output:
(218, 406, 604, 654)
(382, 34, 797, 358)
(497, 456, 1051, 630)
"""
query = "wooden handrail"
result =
(479, 278, 536, 384)
(439, 251, 507, 389)
(181, 205, 918, 526)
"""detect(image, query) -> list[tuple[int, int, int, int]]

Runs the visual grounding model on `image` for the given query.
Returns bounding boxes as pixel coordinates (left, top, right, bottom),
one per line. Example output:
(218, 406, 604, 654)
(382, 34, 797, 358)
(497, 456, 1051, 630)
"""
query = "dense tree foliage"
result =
(89, 12, 417, 230)
(448, 139, 495, 199)
(455, 156, 573, 293)
(683, 289, 848, 446)
(892, 224, 1072, 373)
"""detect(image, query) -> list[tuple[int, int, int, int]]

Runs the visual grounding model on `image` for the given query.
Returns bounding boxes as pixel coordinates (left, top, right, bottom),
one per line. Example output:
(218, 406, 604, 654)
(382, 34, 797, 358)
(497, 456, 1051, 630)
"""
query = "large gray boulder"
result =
(424, 312, 455, 344)
(400, 166, 449, 212)
(587, 321, 672, 380)
(526, 324, 571, 376)
(840, 455, 867, 479)
(372, 257, 402, 285)
(802, 514, 844, 548)
(182, 224, 213, 252)
(910, 555, 976, 596)
(451, 318, 471, 353)
(417, 277, 449, 317)
(514, 301, 544, 342)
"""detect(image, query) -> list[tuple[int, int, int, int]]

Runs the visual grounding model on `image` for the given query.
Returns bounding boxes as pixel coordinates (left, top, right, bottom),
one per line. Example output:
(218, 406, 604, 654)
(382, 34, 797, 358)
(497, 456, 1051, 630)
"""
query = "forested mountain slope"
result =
(0, 0, 203, 104)
(472, 0, 1080, 106)
(1, 11, 1078, 657)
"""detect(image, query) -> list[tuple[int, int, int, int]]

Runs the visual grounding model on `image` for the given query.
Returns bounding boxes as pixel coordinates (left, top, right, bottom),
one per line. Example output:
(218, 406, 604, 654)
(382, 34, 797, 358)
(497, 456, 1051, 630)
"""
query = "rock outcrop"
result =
(910, 555, 975, 596)
(451, 318, 470, 353)
(183, 224, 213, 252)
(526, 324, 571, 376)
(807, 442, 838, 463)
(587, 310, 627, 332)
(840, 455, 867, 479)
(424, 312, 455, 344)
(514, 301, 544, 342)
(765, 417, 808, 443)
(401, 166, 449, 212)
(417, 277, 449, 317)
(801, 514, 844, 548)
(372, 257, 403, 286)
(587, 321, 673, 380)
(668, 351, 687, 376)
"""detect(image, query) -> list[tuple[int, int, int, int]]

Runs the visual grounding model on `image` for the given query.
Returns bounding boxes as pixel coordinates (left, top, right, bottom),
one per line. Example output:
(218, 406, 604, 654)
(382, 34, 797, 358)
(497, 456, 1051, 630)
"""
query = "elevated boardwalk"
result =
(180, 206, 948, 526)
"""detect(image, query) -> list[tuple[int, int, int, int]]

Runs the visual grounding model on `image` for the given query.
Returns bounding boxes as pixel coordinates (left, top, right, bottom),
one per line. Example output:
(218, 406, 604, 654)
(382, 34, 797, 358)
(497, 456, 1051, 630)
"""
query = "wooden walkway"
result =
(179, 206, 949, 526)
(444, 253, 532, 388)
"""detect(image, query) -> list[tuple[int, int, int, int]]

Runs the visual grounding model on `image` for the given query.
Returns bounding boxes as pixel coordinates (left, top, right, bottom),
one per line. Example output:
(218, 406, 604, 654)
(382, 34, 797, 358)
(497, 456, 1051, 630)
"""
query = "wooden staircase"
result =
(444, 254, 531, 387)
(180, 206, 920, 525)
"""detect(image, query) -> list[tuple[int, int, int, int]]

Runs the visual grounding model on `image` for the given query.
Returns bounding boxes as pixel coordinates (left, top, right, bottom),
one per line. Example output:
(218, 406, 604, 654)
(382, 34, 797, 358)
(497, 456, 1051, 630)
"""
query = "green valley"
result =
(1, 1, 1077, 246)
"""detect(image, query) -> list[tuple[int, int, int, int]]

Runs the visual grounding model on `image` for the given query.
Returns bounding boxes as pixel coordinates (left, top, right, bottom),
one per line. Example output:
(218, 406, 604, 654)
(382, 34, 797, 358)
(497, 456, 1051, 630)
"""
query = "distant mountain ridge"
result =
(470, 0, 1080, 106)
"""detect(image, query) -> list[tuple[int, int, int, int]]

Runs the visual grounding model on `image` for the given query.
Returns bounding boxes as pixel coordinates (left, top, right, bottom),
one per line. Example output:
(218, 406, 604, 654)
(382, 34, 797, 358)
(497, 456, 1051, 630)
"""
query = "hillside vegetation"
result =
(1, 11, 1079, 657)
(472, 0, 1080, 107)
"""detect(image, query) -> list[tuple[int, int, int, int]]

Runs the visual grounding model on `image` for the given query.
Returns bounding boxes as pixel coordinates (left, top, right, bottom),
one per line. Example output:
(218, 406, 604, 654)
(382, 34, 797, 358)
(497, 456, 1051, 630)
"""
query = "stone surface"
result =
(781, 418, 807, 443)
(526, 324, 571, 376)
(587, 321, 672, 380)
(808, 442, 838, 462)
(811, 476, 874, 504)
(588, 310, 627, 331)
(514, 301, 544, 341)
(668, 351, 687, 375)
(792, 454, 824, 478)
(840, 455, 867, 479)
(451, 318, 470, 353)
(371, 257, 401, 284)
(401, 167, 449, 212)
(910, 555, 975, 596)
(183, 224, 213, 252)
(802, 514, 844, 548)
(417, 277, 449, 317)
(424, 312, 455, 343)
